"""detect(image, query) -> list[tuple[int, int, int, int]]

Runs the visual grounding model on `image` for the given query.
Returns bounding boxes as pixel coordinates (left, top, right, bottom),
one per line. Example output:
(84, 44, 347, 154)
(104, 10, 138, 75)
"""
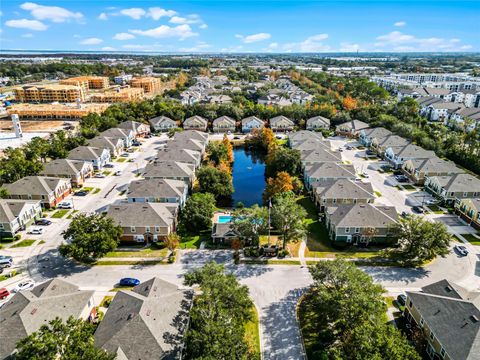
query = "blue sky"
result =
(1, 1, 479, 53)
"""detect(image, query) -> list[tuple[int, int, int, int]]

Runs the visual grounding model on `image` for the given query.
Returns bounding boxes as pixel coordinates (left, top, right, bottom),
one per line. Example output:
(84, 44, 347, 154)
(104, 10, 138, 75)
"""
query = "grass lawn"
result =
(286, 241, 301, 257)
(92, 188, 101, 194)
(96, 259, 166, 266)
(100, 295, 114, 308)
(298, 291, 323, 358)
(305, 250, 380, 259)
(0, 237, 15, 244)
(296, 196, 334, 252)
(82, 187, 93, 192)
(51, 209, 70, 218)
(11, 239, 36, 248)
(426, 204, 444, 214)
(116, 158, 127, 163)
(402, 184, 417, 191)
(374, 190, 382, 197)
(241, 259, 301, 265)
(38, 240, 46, 245)
(180, 231, 210, 249)
(67, 210, 79, 219)
(102, 170, 112, 176)
(461, 233, 480, 245)
(244, 306, 261, 360)
(109, 285, 134, 292)
(259, 235, 280, 246)
(104, 248, 169, 258)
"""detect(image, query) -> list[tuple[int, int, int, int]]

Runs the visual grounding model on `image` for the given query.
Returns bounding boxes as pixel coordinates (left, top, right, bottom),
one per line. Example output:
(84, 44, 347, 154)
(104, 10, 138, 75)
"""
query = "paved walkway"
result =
(298, 240, 307, 266)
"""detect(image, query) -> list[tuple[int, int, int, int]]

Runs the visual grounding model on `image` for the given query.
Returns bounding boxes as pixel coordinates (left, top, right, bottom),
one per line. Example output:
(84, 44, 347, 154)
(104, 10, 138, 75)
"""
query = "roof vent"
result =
(471, 315, 479, 323)
(52, 285, 57, 290)
(445, 286, 453, 292)
(127, 313, 133, 320)
(31, 308, 37, 315)
(144, 285, 150, 291)
(146, 310, 151, 316)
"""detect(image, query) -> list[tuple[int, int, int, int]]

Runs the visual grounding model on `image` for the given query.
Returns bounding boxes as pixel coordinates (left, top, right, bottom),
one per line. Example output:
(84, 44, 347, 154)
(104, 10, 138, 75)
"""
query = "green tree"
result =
(180, 193, 216, 233)
(0, 147, 44, 185)
(387, 215, 451, 265)
(232, 205, 269, 245)
(265, 147, 301, 177)
(164, 232, 180, 255)
(206, 141, 229, 166)
(59, 213, 122, 263)
(196, 165, 234, 199)
(184, 262, 253, 360)
(0, 188, 8, 199)
(25, 137, 50, 163)
(15, 316, 115, 360)
(271, 192, 307, 248)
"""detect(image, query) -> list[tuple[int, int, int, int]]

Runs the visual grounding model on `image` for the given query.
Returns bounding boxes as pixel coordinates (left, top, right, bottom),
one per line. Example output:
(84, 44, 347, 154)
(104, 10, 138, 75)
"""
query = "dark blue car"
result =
(119, 278, 140, 286)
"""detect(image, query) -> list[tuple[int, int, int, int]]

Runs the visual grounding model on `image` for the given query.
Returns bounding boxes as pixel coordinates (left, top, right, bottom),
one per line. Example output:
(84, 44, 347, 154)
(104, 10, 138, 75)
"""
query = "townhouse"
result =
(2, 176, 72, 208)
(404, 280, 480, 360)
(269, 115, 295, 132)
(306, 116, 330, 131)
(384, 143, 436, 169)
(156, 148, 202, 169)
(183, 115, 208, 131)
(67, 146, 111, 170)
(325, 203, 398, 245)
(242, 116, 264, 133)
(455, 198, 480, 230)
(173, 130, 209, 146)
(0, 279, 96, 359)
(87, 136, 124, 158)
(40, 159, 94, 187)
(313, 179, 375, 211)
(402, 157, 463, 185)
(127, 179, 188, 207)
(213, 115, 236, 133)
(358, 127, 392, 147)
(425, 173, 480, 204)
(293, 138, 333, 153)
(424, 102, 464, 122)
(300, 148, 342, 168)
(143, 160, 195, 186)
(94, 278, 193, 360)
(335, 119, 369, 137)
(288, 130, 324, 148)
(149, 115, 177, 132)
(100, 128, 134, 147)
(167, 137, 206, 155)
(372, 134, 410, 157)
(0, 199, 42, 237)
(304, 163, 356, 189)
(117, 120, 150, 137)
(106, 202, 178, 243)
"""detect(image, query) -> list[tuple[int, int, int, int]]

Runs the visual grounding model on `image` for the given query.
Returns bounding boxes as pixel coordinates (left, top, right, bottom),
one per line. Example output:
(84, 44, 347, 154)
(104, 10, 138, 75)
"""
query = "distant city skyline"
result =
(1, 1, 479, 53)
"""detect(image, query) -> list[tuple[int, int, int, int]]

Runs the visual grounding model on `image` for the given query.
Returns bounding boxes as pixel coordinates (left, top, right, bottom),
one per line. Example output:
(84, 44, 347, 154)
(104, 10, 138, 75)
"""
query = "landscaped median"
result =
(244, 306, 261, 360)
(94, 248, 172, 266)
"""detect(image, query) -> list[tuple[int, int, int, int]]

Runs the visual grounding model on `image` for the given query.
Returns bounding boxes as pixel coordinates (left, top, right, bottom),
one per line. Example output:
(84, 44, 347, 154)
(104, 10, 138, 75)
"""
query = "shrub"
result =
(277, 249, 289, 258)
(168, 256, 176, 264)
(14, 234, 22, 241)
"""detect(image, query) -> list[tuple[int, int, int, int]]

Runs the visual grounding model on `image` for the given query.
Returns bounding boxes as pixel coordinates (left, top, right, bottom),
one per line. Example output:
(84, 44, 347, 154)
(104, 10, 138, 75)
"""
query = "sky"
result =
(0, 0, 479, 53)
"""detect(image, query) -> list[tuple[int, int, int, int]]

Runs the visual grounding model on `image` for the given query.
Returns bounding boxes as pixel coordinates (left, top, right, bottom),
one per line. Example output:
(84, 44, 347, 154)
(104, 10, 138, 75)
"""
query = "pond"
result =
(231, 147, 266, 207)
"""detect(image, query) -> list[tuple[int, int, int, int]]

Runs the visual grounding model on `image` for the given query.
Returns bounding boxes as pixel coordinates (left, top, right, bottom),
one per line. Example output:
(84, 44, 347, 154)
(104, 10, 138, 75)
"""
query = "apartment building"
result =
(6, 103, 109, 120)
(131, 77, 163, 94)
(14, 84, 85, 102)
(90, 87, 144, 103)
(60, 76, 109, 91)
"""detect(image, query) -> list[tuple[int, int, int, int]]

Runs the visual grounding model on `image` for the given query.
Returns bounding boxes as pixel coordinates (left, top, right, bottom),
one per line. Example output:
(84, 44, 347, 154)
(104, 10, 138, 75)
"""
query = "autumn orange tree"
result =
(264, 171, 294, 201)
(222, 134, 234, 163)
(342, 95, 358, 111)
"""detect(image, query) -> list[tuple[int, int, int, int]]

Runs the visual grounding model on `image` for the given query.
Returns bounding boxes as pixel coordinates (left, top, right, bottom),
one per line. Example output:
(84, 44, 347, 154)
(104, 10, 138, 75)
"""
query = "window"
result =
(430, 331, 435, 341)
(440, 348, 446, 358)
(130, 226, 136, 233)
(145, 226, 150, 233)
(355, 228, 360, 233)
(420, 317, 424, 326)
(155, 226, 160, 233)
(408, 300, 413, 308)
(345, 227, 350, 233)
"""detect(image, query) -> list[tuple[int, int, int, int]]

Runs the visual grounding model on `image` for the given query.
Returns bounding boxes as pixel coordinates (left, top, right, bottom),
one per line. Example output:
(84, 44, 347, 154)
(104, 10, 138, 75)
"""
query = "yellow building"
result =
(7, 103, 109, 120)
(60, 76, 109, 90)
(14, 84, 85, 103)
(90, 87, 144, 103)
(130, 77, 163, 94)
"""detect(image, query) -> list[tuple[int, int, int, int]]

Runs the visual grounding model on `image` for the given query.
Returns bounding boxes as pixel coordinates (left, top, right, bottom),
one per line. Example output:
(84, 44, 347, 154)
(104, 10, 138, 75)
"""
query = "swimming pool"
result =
(218, 215, 233, 224)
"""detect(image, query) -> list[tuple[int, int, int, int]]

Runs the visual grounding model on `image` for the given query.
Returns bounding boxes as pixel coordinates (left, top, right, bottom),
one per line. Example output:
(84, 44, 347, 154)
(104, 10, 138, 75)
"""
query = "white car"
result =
(454, 245, 469, 256)
(362, 171, 369, 178)
(57, 202, 73, 209)
(94, 173, 106, 178)
(13, 280, 35, 293)
(28, 227, 43, 235)
(114, 170, 122, 176)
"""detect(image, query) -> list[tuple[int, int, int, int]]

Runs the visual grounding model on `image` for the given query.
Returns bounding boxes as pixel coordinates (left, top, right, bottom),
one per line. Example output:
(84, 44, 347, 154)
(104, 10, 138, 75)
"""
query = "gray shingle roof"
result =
(183, 115, 208, 128)
(306, 162, 356, 180)
(94, 278, 193, 360)
(0, 199, 39, 224)
(156, 148, 201, 165)
(406, 280, 480, 360)
(270, 115, 294, 127)
(166, 138, 205, 153)
(241, 116, 264, 126)
(376, 135, 410, 148)
(336, 119, 369, 132)
(394, 144, 436, 159)
(314, 179, 374, 200)
(67, 146, 107, 162)
(361, 127, 392, 140)
(294, 138, 333, 152)
(431, 173, 480, 193)
(406, 157, 462, 175)
(173, 130, 208, 145)
(288, 130, 323, 144)
(306, 116, 330, 127)
(213, 116, 235, 127)
(0, 279, 94, 359)
(149, 116, 176, 128)
(127, 179, 186, 200)
(327, 203, 397, 228)
(107, 203, 177, 228)
(40, 159, 90, 177)
(143, 161, 195, 180)
(300, 148, 341, 163)
(2, 176, 69, 197)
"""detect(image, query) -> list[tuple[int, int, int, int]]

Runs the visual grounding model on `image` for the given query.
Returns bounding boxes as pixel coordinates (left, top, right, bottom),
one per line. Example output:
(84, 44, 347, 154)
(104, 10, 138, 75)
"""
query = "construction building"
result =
(7, 103, 109, 120)
(90, 87, 144, 103)
(60, 76, 109, 91)
(14, 84, 85, 103)
(131, 77, 163, 94)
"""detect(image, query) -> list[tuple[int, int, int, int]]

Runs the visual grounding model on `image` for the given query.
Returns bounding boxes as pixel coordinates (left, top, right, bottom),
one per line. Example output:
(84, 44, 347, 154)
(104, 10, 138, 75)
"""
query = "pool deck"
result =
(213, 211, 233, 224)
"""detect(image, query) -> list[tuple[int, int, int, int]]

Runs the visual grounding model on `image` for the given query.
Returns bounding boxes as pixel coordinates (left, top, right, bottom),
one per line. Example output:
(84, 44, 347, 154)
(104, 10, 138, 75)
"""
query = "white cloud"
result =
(130, 24, 198, 39)
(120, 8, 146, 20)
(101, 46, 117, 51)
(179, 42, 211, 52)
(80, 37, 103, 45)
(147, 7, 176, 20)
(5, 18, 47, 31)
(282, 33, 330, 52)
(236, 32, 271, 43)
(199, 24, 208, 29)
(98, 12, 108, 20)
(22, 33, 33, 38)
(394, 21, 406, 27)
(20, 2, 83, 23)
(339, 42, 361, 52)
(220, 45, 244, 53)
(169, 14, 204, 26)
(375, 31, 471, 51)
(113, 32, 135, 40)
